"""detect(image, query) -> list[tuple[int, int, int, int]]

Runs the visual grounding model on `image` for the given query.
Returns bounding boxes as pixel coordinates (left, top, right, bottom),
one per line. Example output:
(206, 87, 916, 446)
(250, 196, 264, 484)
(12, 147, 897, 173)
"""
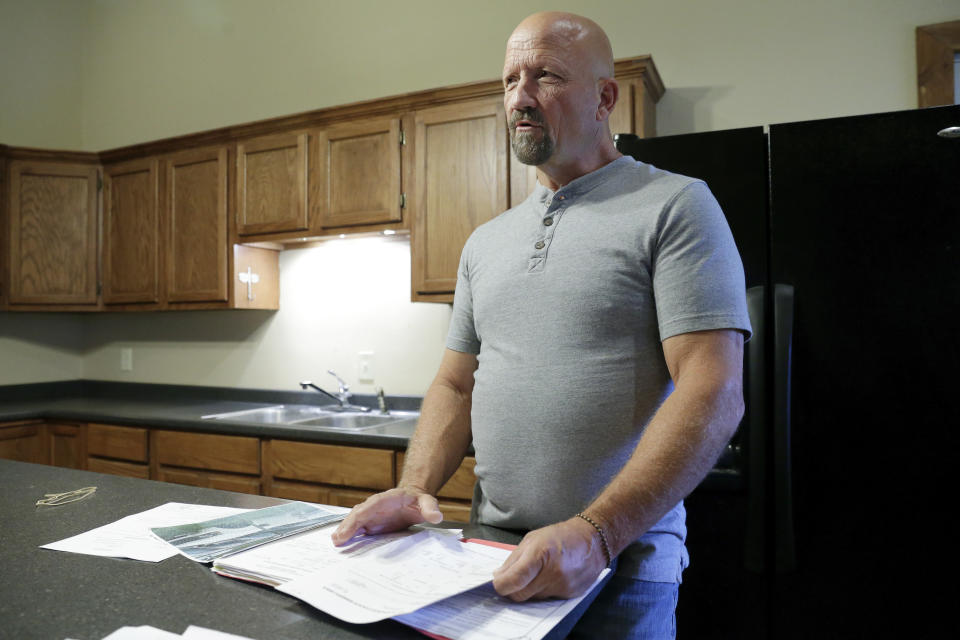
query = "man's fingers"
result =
(331, 512, 364, 546)
(492, 546, 542, 599)
(330, 488, 440, 546)
(417, 493, 443, 524)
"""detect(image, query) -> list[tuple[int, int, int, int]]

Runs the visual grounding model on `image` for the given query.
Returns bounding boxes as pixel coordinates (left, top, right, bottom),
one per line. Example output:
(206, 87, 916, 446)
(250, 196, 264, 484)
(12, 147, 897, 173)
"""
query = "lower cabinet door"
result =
(0, 422, 46, 464)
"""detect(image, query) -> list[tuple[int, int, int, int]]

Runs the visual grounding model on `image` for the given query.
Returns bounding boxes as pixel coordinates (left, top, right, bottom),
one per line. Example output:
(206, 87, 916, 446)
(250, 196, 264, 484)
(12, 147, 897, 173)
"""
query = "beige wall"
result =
(0, 0, 86, 149)
(80, 236, 450, 395)
(2, 0, 959, 393)
(66, 0, 960, 149)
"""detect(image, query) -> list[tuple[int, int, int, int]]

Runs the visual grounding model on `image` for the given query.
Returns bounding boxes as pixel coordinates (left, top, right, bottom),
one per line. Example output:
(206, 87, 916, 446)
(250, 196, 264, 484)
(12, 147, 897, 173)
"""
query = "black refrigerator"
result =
(617, 104, 960, 638)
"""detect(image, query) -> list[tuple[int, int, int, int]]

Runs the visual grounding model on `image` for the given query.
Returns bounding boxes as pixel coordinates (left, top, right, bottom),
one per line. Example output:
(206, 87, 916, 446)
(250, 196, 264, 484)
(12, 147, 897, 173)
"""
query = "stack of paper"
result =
(149, 501, 347, 563)
(45, 502, 609, 640)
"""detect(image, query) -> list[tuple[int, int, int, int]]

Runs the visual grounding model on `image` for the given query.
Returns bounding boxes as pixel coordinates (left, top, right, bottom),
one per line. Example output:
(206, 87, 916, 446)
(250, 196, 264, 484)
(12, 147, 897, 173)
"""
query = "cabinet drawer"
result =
(397, 452, 476, 500)
(154, 430, 259, 474)
(156, 466, 260, 495)
(87, 424, 148, 462)
(269, 440, 394, 490)
(267, 480, 374, 509)
(437, 501, 472, 524)
(88, 457, 150, 479)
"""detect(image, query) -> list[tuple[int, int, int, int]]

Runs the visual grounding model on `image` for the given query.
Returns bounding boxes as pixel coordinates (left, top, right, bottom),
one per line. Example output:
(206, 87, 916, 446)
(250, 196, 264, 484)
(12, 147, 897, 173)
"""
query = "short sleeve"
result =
(445, 236, 482, 354)
(652, 181, 753, 341)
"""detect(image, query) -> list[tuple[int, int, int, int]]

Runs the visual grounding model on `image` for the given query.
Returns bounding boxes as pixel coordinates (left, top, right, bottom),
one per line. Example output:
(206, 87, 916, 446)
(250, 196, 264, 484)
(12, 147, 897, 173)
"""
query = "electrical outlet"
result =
(357, 351, 374, 383)
(120, 347, 134, 371)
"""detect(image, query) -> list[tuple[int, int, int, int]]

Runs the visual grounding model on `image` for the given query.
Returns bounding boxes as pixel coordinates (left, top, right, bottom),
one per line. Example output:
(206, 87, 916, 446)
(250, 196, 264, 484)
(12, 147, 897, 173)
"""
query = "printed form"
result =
(278, 529, 508, 623)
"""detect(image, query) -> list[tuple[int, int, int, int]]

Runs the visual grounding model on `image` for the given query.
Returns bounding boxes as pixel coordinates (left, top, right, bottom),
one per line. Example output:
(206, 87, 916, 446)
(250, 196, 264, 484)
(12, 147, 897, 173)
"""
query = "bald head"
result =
(502, 11, 620, 185)
(507, 12, 614, 81)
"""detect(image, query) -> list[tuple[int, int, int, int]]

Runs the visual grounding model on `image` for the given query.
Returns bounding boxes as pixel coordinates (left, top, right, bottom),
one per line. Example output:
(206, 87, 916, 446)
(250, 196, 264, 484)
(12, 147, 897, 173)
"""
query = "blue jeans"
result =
(568, 576, 678, 639)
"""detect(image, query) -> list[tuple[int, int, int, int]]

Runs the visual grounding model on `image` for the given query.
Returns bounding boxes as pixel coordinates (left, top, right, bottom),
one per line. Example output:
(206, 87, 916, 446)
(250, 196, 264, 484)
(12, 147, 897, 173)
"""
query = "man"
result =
(333, 11, 751, 637)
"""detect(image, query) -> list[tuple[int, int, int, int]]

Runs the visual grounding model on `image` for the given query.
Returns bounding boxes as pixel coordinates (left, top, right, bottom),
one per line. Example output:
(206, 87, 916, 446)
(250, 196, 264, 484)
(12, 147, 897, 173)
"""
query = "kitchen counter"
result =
(0, 380, 422, 449)
(0, 459, 601, 640)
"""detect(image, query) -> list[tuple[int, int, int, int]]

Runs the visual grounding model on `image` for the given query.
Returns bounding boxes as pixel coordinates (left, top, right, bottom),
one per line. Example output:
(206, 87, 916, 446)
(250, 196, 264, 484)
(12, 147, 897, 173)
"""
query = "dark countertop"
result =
(0, 459, 602, 640)
(0, 380, 423, 449)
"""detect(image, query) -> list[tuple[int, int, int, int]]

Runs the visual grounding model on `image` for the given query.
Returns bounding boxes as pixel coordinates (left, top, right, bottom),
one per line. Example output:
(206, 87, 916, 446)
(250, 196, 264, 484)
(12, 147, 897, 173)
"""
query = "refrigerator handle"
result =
(774, 284, 797, 571)
(744, 286, 766, 572)
(744, 284, 797, 573)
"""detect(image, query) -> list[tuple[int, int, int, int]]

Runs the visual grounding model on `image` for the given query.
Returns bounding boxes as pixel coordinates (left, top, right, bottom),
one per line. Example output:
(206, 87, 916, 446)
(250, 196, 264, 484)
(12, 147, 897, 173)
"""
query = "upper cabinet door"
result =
(608, 76, 657, 140)
(411, 97, 508, 299)
(102, 157, 161, 305)
(310, 117, 403, 229)
(165, 146, 228, 302)
(236, 132, 308, 236)
(7, 160, 99, 305)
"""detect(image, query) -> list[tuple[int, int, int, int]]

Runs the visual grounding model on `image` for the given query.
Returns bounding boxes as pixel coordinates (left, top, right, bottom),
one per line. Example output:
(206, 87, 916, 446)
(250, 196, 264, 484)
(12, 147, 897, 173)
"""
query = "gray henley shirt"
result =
(446, 155, 752, 582)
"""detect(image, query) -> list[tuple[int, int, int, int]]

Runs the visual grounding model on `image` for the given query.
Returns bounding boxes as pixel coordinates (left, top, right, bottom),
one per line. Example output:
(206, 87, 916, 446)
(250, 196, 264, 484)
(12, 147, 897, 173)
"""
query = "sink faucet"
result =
(376, 386, 390, 415)
(299, 371, 370, 412)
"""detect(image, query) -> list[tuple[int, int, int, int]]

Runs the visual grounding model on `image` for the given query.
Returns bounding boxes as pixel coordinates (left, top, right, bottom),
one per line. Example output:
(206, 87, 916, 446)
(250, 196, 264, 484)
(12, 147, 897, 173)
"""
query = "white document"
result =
(394, 569, 611, 640)
(95, 625, 255, 640)
(181, 625, 256, 640)
(99, 625, 183, 639)
(265, 528, 509, 623)
(41, 503, 249, 562)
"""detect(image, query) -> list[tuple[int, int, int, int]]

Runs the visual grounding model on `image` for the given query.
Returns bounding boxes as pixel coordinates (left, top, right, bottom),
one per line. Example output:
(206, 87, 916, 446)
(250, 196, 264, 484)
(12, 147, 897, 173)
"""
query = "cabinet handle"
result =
(238, 267, 260, 301)
(936, 126, 960, 139)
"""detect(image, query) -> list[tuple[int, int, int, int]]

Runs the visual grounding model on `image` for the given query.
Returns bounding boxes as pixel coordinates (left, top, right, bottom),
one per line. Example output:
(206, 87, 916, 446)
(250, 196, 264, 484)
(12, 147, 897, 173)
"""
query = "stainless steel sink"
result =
(201, 405, 332, 424)
(293, 414, 401, 430)
(201, 404, 418, 431)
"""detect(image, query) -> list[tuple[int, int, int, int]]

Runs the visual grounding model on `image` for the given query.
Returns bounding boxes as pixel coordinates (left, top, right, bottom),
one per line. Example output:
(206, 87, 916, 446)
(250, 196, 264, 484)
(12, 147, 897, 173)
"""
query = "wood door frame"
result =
(917, 20, 960, 107)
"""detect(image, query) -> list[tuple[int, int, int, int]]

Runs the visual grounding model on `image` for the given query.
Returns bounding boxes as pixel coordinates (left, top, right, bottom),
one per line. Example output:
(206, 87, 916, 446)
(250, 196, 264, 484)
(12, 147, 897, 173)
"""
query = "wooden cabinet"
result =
(396, 452, 475, 523)
(48, 422, 85, 469)
(410, 97, 508, 301)
(164, 146, 229, 303)
(152, 429, 261, 494)
(608, 75, 658, 141)
(237, 132, 308, 236)
(6, 160, 99, 306)
(0, 420, 47, 464)
(264, 439, 395, 507)
(309, 116, 404, 230)
(102, 157, 161, 305)
(0, 420, 85, 468)
(87, 423, 149, 478)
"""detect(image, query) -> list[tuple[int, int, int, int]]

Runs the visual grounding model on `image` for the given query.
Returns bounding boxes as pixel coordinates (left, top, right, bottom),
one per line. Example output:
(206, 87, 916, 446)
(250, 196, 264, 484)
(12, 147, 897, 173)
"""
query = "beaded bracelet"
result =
(575, 512, 612, 568)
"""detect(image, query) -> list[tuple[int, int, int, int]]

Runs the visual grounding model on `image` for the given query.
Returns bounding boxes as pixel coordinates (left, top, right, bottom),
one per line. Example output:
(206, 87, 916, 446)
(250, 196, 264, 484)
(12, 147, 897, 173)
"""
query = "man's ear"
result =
(596, 78, 619, 121)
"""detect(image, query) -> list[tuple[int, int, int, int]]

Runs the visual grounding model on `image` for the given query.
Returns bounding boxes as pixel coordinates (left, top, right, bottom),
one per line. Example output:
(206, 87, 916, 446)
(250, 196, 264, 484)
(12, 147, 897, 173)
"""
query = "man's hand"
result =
(492, 517, 607, 601)
(330, 487, 443, 546)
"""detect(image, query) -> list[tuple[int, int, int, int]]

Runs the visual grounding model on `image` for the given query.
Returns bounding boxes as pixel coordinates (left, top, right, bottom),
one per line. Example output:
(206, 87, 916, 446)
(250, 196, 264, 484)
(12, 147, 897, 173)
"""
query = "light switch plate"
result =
(357, 351, 374, 383)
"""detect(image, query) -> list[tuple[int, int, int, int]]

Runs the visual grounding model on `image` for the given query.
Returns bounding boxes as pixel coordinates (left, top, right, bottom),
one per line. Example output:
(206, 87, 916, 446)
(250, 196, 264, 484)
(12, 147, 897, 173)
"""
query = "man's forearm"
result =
(399, 369, 474, 496)
(585, 331, 745, 557)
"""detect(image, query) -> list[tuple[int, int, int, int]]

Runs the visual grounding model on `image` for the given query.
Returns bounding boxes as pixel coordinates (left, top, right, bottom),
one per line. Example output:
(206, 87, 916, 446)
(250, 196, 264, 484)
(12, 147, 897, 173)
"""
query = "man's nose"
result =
(507, 75, 538, 112)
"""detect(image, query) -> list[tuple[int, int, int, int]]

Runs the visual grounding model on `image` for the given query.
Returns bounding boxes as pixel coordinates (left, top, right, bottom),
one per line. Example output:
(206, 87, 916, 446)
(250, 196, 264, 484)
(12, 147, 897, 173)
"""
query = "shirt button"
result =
(535, 240, 545, 250)
(557, 195, 565, 200)
(543, 217, 553, 226)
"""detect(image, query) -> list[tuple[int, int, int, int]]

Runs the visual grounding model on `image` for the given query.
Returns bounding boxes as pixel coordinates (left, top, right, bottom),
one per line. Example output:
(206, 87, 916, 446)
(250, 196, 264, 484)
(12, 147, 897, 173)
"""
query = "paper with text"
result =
(41, 503, 249, 562)
(394, 569, 610, 640)
(273, 529, 510, 623)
